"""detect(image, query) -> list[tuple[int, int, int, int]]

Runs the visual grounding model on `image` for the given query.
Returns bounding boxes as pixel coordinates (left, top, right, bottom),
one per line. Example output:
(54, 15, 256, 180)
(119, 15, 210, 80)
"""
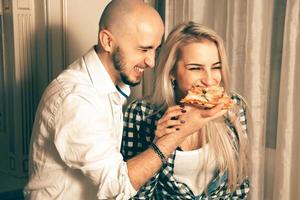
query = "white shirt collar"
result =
(83, 47, 130, 98)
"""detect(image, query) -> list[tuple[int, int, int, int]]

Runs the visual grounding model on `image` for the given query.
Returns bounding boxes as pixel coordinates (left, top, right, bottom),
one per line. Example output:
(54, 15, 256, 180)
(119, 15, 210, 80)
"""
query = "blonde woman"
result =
(121, 21, 250, 199)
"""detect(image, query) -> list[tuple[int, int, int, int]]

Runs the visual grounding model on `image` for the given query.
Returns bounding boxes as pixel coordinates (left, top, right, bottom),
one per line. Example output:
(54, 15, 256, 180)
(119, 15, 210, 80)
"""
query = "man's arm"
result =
(54, 94, 137, 199)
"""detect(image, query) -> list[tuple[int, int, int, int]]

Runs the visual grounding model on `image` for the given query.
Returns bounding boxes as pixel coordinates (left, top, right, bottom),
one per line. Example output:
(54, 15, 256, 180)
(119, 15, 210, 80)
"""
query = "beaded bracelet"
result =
(150, 143, 168, 166)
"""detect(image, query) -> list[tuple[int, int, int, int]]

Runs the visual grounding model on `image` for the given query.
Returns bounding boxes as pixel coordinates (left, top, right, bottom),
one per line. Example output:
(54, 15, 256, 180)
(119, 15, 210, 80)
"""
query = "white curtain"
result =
(137, 0, 300, 199)
(273, 0, 300, 199)
(225, 1, 273, 199)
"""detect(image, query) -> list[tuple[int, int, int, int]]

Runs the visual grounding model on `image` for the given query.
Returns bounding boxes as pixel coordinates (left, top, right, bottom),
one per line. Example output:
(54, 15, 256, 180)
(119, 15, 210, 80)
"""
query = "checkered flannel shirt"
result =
(121, 94, 250, 199)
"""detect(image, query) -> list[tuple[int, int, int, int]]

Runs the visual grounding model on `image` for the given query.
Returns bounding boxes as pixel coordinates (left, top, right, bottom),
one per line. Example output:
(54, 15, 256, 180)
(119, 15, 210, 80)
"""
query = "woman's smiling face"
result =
(174, 41, 222, 100)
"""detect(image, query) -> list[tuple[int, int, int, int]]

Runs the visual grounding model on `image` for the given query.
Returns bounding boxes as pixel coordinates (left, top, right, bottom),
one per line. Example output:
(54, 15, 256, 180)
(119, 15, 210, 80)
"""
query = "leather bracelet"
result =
(150, 143, 168, 165)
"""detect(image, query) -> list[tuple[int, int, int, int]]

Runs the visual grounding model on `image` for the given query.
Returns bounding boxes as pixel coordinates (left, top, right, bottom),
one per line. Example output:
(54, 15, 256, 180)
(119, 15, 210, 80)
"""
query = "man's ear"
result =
(98, 29, 114, 52)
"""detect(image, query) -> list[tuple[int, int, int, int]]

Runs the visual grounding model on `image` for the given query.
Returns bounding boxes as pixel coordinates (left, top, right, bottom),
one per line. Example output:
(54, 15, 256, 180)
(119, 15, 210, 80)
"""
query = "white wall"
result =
(65, 0, 110, 64)
(34, 0, 111, 80)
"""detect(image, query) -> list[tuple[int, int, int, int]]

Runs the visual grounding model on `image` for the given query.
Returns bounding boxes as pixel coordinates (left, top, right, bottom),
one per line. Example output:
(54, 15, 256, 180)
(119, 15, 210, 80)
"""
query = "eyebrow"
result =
(186, 61, 221, 66)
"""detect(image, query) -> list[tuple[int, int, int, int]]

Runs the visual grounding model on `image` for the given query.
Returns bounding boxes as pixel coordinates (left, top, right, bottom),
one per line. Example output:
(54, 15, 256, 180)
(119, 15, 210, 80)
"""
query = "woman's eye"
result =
(212, 66, 222, 70)
(189, 67, 204, 71)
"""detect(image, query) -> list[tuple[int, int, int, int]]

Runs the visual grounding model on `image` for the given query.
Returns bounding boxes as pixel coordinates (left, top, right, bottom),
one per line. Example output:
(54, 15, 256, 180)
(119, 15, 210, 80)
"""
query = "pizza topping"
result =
(180, 85, 234, 109)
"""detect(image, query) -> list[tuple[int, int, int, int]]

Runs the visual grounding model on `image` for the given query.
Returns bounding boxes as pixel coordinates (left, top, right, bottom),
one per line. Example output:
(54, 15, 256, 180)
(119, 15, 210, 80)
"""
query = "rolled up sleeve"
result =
(53, 93, 137, 199)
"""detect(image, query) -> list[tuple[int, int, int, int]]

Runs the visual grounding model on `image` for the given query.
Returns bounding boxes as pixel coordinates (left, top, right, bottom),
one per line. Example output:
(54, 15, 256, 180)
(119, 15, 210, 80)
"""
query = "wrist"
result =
(154, 133, 185, 159)
(149, 143, 167, 166)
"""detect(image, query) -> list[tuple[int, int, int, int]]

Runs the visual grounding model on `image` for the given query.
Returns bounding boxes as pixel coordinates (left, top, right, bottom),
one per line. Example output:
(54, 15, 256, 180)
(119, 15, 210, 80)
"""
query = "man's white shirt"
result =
(24, 47, 136, 200)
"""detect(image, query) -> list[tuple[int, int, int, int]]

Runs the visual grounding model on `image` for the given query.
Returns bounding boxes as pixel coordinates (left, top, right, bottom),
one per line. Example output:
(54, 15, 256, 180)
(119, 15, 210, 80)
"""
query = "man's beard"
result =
(112, 47, 141, 86)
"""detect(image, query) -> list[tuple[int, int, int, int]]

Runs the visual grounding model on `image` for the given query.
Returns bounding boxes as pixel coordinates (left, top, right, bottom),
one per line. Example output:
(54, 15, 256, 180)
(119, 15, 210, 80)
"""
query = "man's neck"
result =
(96, 49, 120, 85)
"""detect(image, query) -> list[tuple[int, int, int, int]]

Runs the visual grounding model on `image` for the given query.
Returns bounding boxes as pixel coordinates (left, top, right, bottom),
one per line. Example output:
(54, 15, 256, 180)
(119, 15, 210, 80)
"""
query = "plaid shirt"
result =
(121, 94, 250, 199)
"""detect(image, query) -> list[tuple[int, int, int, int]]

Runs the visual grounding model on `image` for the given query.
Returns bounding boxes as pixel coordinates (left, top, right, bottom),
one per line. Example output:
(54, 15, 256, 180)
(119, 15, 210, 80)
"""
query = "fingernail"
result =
(181, 109, 186, 113)
(180, 120, 185, 124)
(176, 128, 180, 131)
(171, 116, 179, 120)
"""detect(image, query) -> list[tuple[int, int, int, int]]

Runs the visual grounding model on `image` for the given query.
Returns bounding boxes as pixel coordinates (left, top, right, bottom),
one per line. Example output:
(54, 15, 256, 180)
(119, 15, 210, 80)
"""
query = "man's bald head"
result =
(99, 0, 163, 37)
(97, 0, 164, 86)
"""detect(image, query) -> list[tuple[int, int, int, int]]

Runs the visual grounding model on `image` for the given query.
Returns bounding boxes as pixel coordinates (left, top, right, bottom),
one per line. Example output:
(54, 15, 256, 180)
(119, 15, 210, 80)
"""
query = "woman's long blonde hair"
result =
(147, 21, 250, 190)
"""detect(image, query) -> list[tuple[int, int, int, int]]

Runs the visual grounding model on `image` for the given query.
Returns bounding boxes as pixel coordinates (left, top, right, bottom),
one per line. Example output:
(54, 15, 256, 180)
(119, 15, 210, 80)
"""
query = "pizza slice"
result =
(180, 85, 234, 109)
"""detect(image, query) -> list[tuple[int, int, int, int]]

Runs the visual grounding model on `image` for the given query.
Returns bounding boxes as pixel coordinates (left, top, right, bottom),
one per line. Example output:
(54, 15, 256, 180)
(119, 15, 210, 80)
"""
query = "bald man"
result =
(24, 1, 188, 199)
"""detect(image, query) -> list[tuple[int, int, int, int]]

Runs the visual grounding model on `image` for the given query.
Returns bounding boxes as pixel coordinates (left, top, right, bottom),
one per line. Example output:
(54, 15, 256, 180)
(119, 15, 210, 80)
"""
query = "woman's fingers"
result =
(155, 117, 184, 138)
(175, 103, 228, 137)
(156, 117, 184, 130)
(154, 103, 228, 139)
(156, 105, 185, 126)
(155, 105, 186, 138)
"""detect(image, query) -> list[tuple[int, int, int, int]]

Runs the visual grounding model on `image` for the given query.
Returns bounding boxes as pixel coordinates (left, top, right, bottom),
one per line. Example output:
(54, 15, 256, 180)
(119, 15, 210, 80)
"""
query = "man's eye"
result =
(141, 49, 148, 52)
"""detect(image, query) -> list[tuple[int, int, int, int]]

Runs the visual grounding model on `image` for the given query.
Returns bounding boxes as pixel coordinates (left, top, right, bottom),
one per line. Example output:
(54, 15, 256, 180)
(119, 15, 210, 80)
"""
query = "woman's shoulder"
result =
(230, 92, 248, 109)
(125, 99, 160, 118)
(126, 99, 156, 111)
(229, 92, 249, 130)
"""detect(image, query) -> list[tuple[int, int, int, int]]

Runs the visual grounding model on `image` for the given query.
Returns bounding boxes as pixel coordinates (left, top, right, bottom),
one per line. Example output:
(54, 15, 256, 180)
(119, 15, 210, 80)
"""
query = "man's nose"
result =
(144, 52, 155, 68)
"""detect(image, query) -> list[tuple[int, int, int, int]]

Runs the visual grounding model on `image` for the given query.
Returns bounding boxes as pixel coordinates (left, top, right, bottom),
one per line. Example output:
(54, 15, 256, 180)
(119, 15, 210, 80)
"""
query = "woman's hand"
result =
(154, 103, 227, 141)
(178, 103, 227, 137)
(154, 105, 186, 139)
(152, 104, 228, 162)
